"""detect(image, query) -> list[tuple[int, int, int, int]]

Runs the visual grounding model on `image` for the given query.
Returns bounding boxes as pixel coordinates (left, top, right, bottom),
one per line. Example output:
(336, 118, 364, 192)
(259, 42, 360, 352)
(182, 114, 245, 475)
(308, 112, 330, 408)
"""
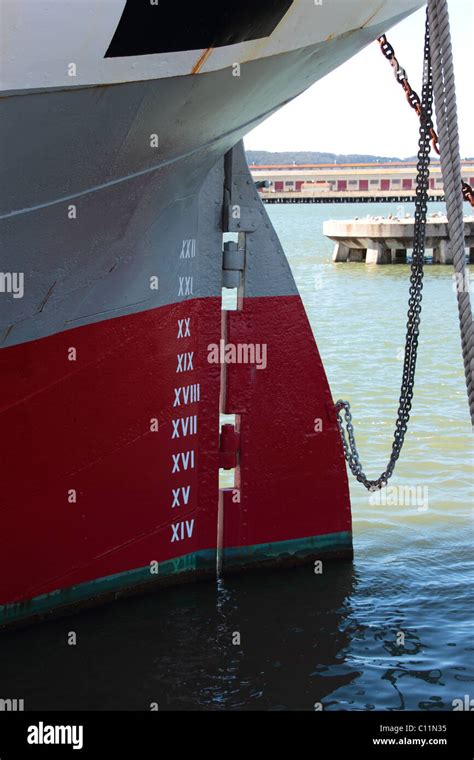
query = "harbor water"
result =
(1, 202, 472, 711)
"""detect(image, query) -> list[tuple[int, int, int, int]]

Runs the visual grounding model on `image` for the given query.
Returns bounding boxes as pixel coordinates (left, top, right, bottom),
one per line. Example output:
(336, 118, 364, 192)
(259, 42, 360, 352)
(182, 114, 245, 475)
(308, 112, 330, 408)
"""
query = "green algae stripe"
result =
(0, 550, 216, 626)
(0, 532, 351, 625)
(224, 531, 352, 565)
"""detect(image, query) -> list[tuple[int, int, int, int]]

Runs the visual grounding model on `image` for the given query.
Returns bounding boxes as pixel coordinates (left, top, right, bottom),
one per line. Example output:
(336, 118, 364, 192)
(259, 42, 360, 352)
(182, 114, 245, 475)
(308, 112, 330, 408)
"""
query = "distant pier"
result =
(323, 214, 474, 264)
(251, 159, 474, 204)
(259, 191, 444, 204)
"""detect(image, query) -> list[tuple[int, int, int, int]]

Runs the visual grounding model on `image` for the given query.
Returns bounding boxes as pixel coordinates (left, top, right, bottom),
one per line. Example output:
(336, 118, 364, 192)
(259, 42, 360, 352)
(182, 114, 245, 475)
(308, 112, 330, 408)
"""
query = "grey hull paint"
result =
(0, 12, 413, 349)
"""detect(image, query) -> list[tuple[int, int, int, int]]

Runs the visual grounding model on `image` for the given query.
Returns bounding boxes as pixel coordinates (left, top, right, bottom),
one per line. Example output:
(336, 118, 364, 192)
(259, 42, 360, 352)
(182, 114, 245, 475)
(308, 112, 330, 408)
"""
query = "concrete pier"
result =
(324, 214, 474, 264)
(432, 239, 453, 264)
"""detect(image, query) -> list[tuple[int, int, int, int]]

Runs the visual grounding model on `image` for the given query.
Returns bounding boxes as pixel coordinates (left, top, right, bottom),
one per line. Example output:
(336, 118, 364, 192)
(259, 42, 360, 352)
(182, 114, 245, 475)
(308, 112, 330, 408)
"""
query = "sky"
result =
(244, 1, 473, 159)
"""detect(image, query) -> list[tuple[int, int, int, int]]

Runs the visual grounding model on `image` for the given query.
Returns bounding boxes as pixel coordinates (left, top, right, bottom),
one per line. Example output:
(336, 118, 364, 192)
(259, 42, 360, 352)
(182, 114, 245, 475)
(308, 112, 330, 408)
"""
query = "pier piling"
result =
(324, 215, 474, 264)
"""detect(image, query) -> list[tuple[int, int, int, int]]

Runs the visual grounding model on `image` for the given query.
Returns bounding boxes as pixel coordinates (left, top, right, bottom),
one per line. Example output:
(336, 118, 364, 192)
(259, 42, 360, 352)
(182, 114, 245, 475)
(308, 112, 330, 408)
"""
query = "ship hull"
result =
(0, 1, 424, 627)
(0, 149, 352, 627)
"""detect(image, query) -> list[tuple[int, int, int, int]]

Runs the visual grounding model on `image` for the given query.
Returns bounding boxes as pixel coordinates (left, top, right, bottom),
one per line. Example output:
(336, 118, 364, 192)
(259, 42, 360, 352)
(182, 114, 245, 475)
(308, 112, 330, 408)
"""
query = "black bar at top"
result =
(105, 0, 294, 58)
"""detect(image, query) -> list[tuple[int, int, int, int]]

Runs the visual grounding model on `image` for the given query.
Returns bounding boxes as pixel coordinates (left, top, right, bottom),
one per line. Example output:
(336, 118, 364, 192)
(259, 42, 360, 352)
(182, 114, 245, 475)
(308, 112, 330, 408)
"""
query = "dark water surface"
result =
(1, 203, 472, 711)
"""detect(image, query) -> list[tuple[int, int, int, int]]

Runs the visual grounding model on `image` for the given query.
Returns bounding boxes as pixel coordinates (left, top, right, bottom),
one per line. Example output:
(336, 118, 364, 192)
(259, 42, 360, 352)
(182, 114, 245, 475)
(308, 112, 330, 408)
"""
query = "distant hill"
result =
(245, 150, 444, 165)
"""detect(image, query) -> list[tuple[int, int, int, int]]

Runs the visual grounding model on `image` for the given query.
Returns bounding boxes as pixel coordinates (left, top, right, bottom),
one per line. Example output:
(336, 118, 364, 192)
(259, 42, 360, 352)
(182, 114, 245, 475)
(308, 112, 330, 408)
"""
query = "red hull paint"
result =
(0, 295, 350, 610)
(0, 298, 222, 604)
(222, 296, 351, 552)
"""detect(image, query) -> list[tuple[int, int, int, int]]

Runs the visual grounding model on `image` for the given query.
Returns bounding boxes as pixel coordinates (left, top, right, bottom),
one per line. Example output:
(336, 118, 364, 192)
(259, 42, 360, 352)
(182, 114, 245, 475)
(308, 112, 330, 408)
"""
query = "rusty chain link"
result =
(377, 31, 474, 207)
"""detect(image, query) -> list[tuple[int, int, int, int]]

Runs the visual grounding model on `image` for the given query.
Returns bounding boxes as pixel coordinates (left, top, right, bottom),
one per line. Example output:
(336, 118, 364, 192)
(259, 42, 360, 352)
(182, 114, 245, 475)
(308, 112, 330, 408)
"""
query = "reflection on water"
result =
(0, 203, 472, 711)
(0, 565, 355, 710)
(0, 549, 471, 710)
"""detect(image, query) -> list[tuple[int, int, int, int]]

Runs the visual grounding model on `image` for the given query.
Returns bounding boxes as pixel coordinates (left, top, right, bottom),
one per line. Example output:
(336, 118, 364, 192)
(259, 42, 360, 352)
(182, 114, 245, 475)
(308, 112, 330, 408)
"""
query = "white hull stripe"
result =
(0, 0, 424, 92)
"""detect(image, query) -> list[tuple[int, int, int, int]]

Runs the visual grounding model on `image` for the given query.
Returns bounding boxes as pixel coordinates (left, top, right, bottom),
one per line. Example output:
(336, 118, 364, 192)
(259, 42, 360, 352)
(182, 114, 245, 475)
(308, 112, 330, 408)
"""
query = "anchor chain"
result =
(335, 10, 434, 491)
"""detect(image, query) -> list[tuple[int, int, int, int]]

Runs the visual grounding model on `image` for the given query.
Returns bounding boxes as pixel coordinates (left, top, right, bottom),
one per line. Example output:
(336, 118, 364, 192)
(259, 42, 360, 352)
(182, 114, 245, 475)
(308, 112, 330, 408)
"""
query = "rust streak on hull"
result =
(192, 47, 214, 74)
